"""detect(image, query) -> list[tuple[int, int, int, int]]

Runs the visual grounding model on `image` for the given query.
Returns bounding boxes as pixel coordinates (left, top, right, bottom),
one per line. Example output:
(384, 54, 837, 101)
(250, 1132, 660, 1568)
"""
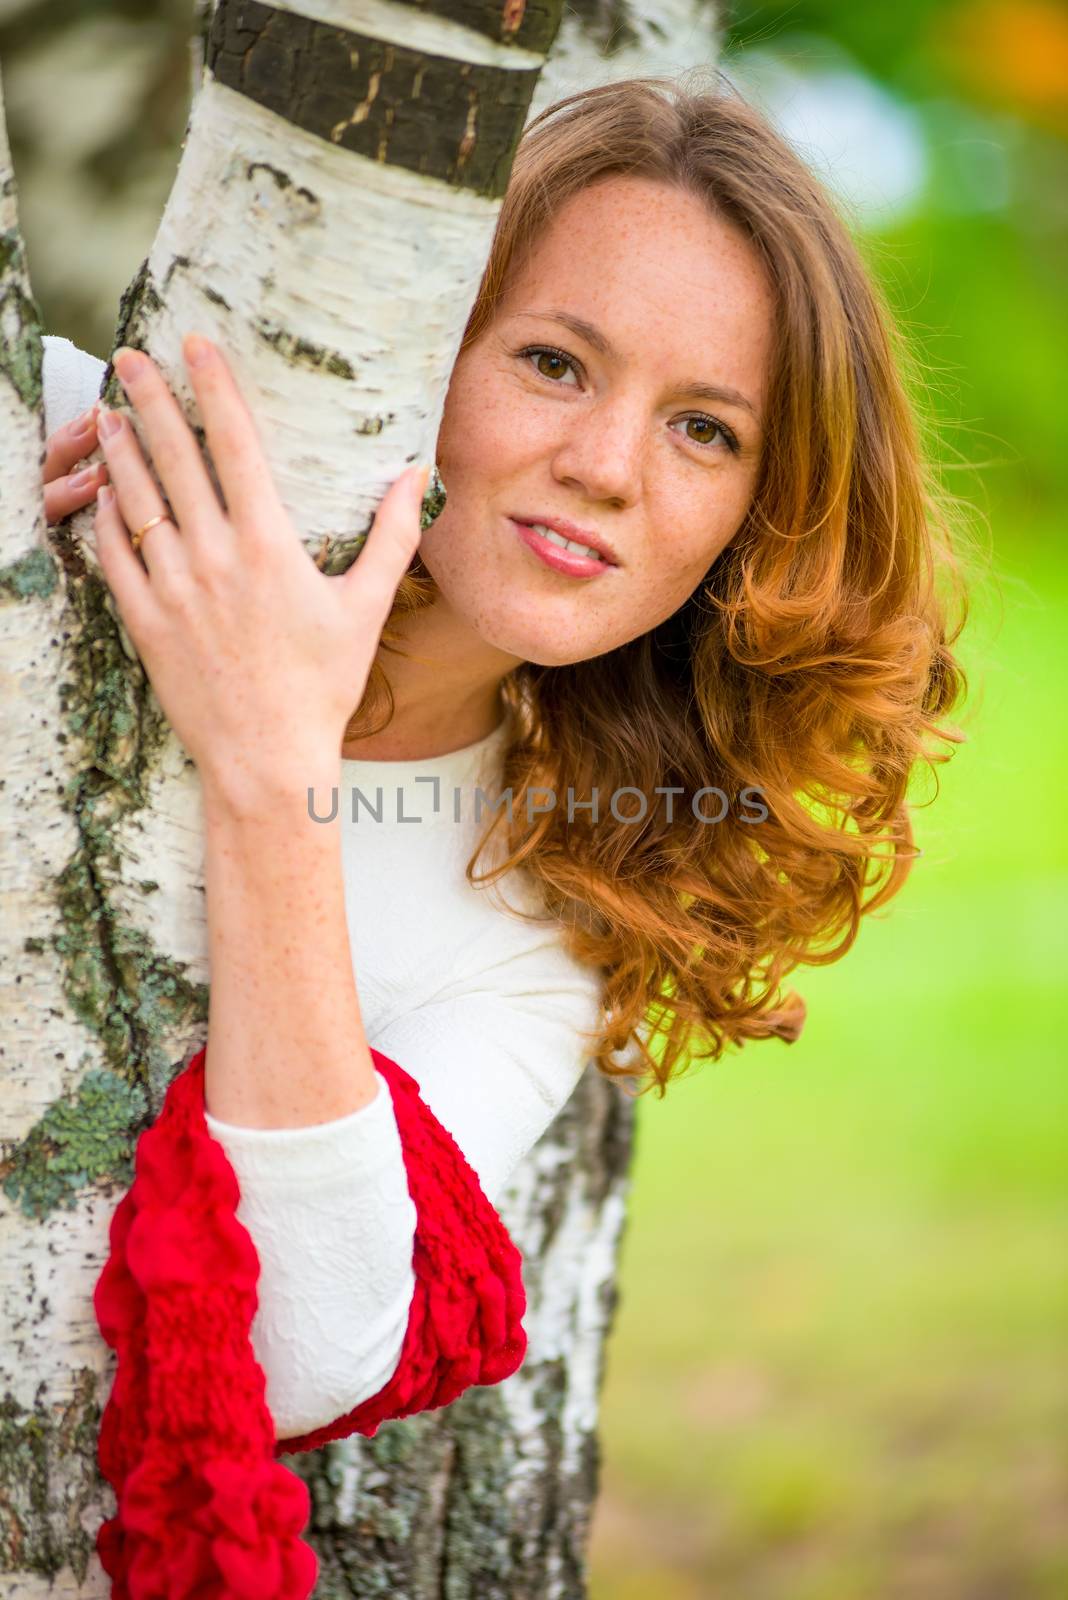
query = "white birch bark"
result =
(0, 3, 718, 1589)
(528, 0, 723, 126)
(2, 72, 132, 1594)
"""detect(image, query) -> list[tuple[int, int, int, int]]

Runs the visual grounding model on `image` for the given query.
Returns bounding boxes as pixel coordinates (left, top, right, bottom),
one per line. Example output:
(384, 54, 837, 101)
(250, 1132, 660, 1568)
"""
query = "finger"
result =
(343, 464, 429, 614)
(93, 485, 162, 646)
(181, 334, 287, 538)
(111, 347, 225, 542)
(43, 461, 109, 525)
(43, 408, 100, 484)
(95, 405, 188, 587)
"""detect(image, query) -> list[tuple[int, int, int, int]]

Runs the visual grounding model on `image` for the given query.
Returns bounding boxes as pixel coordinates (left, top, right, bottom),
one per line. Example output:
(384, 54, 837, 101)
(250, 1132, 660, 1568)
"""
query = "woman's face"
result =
(422, 173, 775, 668)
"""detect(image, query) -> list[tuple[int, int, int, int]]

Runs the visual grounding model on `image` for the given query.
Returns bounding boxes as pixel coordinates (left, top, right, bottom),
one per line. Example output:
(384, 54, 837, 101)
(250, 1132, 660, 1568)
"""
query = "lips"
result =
(511, 516, 619, 566)
(511, 519, 615, 579)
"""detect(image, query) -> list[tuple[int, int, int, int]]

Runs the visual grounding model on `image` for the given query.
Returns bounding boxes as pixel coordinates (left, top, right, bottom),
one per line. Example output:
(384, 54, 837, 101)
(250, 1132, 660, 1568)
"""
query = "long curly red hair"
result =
(346, 72, 973, 1097)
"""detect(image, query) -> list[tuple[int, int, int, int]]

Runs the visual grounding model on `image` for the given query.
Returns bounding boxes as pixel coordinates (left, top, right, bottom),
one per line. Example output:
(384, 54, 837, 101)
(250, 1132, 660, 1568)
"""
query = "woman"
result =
(42, 73, 967, 1597)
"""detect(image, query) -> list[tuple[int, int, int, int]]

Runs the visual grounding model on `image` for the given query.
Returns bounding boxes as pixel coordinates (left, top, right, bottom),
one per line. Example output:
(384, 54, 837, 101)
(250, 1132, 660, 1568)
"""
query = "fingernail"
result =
(411, 463, 432, 500)
(98, 485, 114, 508)
(71, 407, 97, 437)
(184, 334, 213, 368)
(97, 407, 121, 439)
(114, 348, 146, 383)
(69, 465, 99, 489)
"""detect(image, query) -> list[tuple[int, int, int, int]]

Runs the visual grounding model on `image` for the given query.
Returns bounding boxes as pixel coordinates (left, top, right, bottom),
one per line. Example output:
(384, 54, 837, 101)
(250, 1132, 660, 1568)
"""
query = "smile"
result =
(511, 519, 615, 579)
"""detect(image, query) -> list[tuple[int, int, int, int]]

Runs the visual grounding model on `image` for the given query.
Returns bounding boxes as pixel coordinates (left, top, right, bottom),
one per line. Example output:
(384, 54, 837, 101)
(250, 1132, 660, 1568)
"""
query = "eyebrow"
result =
(508, 308, 759, 418)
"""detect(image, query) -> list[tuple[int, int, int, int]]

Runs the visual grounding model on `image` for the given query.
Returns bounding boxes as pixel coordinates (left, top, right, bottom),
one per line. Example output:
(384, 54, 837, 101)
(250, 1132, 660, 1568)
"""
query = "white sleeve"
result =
(41, 334, 107, 436)
(201, 969, 601, 1441)
(203, 1071, 418, 1442)
(371, 984, 599, 1206)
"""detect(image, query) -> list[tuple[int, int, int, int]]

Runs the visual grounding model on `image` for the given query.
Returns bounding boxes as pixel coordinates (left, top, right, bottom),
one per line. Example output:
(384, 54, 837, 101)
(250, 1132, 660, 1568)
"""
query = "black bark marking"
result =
(252, 317, 356, 379)
(245, 159, 320, 212)
(375, 0, 558, 50)
(208, 0, 552, 199)
(0, 227, 43, 409)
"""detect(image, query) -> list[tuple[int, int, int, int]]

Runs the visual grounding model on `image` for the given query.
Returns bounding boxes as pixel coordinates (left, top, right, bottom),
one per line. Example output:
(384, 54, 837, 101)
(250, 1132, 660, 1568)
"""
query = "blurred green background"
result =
(3, 1, 1065, 1594)
(589, 6, 1068, 1598)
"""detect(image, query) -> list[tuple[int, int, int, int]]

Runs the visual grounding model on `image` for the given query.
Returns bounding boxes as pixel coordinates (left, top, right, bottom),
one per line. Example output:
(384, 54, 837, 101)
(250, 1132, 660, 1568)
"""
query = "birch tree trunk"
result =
(0, 3, 656, 1594)
(528, 0, 721, 124)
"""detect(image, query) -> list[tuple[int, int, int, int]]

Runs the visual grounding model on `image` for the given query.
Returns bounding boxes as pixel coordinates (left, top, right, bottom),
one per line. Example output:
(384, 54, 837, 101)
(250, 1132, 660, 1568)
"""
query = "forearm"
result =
(201, 761, 377, 1127)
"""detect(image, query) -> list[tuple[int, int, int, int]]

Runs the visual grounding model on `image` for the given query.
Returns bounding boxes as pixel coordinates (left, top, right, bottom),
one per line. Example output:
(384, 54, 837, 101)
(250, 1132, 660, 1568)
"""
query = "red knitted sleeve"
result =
(92, 1042, 528, 1599)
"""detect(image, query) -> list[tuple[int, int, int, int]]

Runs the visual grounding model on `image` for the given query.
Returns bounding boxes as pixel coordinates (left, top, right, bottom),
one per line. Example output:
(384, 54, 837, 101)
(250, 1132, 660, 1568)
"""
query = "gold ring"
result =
(130, 513, 170, 554)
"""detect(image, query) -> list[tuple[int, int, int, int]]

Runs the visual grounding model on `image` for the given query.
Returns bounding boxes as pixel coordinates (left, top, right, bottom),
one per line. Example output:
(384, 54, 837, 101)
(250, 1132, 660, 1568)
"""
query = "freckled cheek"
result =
(632, 493, 749, 608)
(444, 364, 558, 468)
(682, 473, 756, 560)
(440, 392, 521, 488)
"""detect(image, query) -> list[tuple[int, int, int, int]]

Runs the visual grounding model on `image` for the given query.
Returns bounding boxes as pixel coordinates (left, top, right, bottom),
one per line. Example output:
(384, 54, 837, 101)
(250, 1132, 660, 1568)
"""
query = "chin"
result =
(515, 643, 590, 668)
(493, 606, 605, 665)
(479, 621, 591, 668)
(492, 620, 617, 672)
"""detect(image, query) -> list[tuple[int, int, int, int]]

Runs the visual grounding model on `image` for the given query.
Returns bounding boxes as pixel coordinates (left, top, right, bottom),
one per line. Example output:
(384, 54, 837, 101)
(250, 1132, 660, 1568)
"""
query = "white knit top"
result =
(43, 335, 608, 1439)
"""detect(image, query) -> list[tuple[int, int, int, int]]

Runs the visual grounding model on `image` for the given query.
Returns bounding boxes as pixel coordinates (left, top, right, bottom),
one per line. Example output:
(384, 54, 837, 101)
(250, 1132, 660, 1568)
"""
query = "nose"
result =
(549, 394, 644, 510)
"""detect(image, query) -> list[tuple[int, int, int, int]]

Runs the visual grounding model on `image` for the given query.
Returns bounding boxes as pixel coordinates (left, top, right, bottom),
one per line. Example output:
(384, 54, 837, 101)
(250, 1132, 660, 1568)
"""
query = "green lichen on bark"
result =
(0, 1369, 100, 1581)
(2, 529, 208, 1219)
(0, 545, 58, 601)
(1, 1067, 147, 1219)
(422, 464, 447, 529)
(292, 1415, 450, 1594)
(440, 1385, 522, 1598)
(50, 560, 209, 1098)
(311, 465, 446, 579)
(99, 254, 164, 404)
(293, 1389, 534, 1597)
(4, 240, 216, 1221)
(0, 225, 43, 409)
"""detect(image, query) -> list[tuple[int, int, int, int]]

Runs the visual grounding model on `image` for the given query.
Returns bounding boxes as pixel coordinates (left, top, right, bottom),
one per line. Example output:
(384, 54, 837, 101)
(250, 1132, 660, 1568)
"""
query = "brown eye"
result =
(517, 345, 580, 384)
(686, 417, 720, 445)
(677, 414, 740, 454)
(535, 352, 569, 379)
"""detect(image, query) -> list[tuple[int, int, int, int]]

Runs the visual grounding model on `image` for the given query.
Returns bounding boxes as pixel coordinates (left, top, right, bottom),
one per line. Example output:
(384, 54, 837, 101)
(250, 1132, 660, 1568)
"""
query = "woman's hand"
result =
(43, 407, 109, 523)
(93, 334, 429, 811)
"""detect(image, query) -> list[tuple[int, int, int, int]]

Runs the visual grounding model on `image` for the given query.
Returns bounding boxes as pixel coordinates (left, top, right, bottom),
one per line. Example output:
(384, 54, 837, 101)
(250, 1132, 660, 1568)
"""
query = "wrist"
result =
(200, 749, 343, 827)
